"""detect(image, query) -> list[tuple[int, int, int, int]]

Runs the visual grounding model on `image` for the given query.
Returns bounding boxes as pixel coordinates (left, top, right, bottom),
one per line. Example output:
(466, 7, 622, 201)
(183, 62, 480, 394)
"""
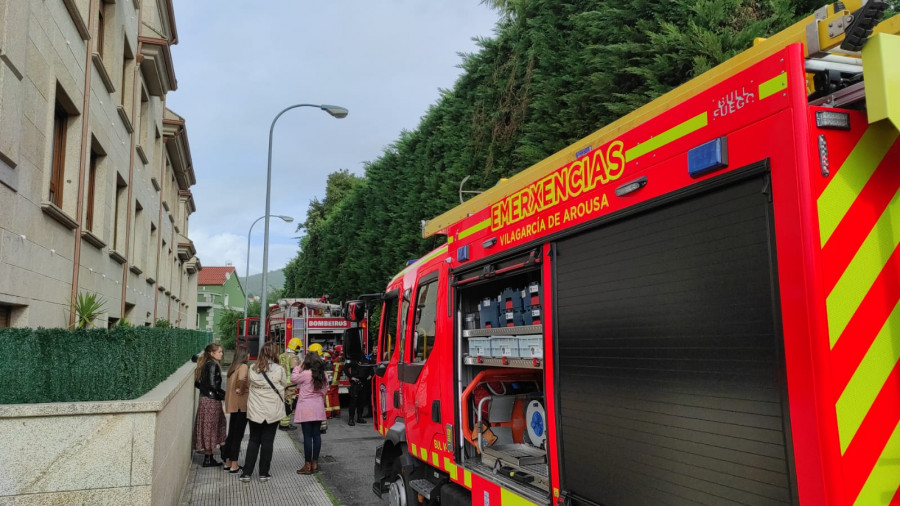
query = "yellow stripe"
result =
(422, 245, 448, 262)
(464, 469, 472, 488)
(431, 452, 439, 466)
(389, 245, 449, 283)
(826, 186, 900, 347)
(853, 420, 900, 506)
(818, 123, 899, 247)
(835, 300, 900, 452)
(500, 488, 539, 505)
(444, 457, 458, 481)
(758, 72, 788, 100)
(459, 219, 491, 240)
(624, 112, 708, 162)
(420, 447, 427, 461)
(411, 443, 417, 457)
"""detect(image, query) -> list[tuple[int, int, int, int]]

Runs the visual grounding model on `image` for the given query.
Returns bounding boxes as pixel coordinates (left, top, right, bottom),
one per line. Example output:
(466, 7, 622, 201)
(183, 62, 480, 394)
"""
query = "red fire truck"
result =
(237, 298, 352, 357)
(366, 4, 900, 505)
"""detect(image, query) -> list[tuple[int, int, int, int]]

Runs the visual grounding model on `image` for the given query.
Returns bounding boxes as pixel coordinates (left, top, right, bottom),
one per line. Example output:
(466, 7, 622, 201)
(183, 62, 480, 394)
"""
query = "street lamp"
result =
(259, 104, 348, 353)
(244, 214, 293, 321)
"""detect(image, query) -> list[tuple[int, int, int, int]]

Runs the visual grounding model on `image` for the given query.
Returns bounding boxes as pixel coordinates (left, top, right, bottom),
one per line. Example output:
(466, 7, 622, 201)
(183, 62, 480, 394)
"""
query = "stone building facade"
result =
(0, 0, 200, 328)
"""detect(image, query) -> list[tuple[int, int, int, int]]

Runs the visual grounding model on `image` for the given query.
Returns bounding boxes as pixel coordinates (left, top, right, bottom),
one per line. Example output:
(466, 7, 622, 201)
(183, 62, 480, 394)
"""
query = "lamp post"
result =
(259, 104, 348, 353)
(244, 214, 293, 321)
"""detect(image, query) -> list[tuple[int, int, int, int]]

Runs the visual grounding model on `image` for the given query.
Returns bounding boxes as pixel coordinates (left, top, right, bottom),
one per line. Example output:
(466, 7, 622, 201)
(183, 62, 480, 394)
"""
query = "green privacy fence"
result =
(0, 327, 211, 404)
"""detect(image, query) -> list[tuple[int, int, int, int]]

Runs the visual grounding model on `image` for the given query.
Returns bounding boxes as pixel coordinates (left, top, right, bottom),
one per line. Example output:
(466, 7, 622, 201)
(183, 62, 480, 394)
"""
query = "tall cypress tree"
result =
(284, 0, 872, 301)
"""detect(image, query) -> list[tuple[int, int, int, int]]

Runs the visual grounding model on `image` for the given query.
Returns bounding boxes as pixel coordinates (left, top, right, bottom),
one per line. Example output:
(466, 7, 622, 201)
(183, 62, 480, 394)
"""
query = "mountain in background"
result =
(242, 269, 284, 297)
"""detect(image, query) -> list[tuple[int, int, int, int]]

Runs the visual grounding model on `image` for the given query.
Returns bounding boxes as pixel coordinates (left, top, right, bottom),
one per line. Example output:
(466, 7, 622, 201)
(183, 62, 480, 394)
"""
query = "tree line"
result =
(283, 0, 899, 302)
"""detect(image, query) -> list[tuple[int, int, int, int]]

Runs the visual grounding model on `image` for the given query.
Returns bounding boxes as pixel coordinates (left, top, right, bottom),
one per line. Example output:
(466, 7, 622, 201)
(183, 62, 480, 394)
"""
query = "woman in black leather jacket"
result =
(193, 343, 227, 467)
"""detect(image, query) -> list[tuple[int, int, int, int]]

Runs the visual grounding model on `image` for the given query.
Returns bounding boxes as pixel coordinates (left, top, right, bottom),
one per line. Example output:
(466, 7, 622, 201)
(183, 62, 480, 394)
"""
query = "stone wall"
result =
(0, 361, 197, 505)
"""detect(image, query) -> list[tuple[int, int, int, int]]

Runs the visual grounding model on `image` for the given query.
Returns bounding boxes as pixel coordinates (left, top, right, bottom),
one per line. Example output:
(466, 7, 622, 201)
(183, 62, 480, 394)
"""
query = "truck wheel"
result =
(387, 461, 409, 506)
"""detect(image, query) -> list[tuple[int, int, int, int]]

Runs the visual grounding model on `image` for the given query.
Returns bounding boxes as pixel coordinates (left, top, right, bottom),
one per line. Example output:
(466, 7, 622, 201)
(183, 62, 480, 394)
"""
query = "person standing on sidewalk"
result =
(344, 357, 372, 426)
(193, 343, 226, 468)
(222, 346, 249, 473)
(278, 338, 302, 431)
(240, 342, 287, 483)
(292, 351, 328, 474)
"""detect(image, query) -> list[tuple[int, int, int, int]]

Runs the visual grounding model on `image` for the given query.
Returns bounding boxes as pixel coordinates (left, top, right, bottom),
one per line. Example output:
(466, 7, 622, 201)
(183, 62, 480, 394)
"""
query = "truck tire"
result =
(387, 460, 409, 506)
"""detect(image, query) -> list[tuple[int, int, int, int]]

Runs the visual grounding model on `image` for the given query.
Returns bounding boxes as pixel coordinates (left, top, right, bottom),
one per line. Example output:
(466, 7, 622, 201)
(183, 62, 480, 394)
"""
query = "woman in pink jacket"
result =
(292, 352, 328, 474)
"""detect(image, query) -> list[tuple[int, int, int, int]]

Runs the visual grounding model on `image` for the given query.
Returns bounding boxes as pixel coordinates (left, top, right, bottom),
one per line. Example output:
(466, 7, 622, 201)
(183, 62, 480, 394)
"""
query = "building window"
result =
(149, 223, 158, 279)
(86, 150, 99, 230)
(49, 104, 68, 207)
(0, 305, 10, 328)
(121, 41, 134, 109)
(113, 173, 127, 251)
(224, 294, 229, 307)
(96, 7, 105, 59)
(139, 85, 149, 147)
(133, 200, 144, 267)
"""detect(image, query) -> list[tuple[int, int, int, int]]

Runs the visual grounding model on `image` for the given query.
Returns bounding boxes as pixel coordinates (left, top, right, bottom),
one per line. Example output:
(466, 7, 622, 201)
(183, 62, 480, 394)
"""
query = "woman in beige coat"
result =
(239, 342, 287, 482)
(222, 346, 249, 473)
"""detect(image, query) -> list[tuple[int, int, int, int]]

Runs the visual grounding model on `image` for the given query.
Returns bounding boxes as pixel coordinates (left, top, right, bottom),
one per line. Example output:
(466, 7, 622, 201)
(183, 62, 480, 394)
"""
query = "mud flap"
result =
(373, 444, 389, 498)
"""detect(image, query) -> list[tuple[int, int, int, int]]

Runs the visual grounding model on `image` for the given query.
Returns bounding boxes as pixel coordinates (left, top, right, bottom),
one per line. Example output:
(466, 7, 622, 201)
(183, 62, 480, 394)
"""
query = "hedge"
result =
(0, 327, 211, 404)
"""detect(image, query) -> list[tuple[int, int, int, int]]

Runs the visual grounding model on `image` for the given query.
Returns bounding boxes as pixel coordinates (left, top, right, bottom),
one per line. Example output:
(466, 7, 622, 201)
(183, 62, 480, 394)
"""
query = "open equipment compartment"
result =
(455, 249, 551, 498)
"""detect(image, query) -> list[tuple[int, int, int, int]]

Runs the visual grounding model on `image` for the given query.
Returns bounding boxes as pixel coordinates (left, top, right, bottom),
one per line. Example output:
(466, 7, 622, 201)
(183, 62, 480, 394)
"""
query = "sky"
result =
(166, 2, 500, 279)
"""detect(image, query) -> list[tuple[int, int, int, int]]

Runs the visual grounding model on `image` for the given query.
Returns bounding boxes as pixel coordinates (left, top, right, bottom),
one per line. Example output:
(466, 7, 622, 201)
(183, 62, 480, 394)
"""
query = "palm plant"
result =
(72, 291, 106, 329)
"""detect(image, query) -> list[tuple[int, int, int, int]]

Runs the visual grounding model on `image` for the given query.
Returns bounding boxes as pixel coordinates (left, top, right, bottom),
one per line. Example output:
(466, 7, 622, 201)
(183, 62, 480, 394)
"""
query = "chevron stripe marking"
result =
(818, 123, 899, 248)
(821, 142, 900, 294)
(826, 185, 900, 348)
(830, 246, 900, 393)
(836, 300, 900, 453)
(839, 359, 900, 504)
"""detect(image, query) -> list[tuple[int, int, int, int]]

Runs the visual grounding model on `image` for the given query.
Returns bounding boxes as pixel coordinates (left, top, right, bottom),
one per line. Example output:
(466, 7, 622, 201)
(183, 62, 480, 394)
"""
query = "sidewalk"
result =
(179, 426, 334, 506)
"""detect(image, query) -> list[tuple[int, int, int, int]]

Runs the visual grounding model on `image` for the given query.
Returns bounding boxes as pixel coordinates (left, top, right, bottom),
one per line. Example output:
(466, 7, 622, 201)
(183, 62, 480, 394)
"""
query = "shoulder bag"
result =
(261, 370, 286, 404)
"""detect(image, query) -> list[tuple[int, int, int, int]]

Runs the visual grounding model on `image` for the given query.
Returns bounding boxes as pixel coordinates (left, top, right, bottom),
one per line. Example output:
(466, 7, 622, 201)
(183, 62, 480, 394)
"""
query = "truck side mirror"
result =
(343, 300, 365, 323)
(374, 362, 388, 378)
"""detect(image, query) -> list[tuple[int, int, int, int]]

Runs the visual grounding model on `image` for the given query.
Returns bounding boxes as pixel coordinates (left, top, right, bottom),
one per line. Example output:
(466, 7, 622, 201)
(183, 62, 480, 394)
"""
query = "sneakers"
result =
(259, 475, 272, 482)
(228, 466, 242, 474)
(239, 474, 251, 483)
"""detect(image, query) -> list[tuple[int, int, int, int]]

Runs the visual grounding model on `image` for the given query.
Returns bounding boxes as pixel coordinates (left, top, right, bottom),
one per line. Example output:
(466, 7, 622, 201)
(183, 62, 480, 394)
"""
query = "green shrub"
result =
(71, 291, 106, 329)
(0, 327, 211, 404)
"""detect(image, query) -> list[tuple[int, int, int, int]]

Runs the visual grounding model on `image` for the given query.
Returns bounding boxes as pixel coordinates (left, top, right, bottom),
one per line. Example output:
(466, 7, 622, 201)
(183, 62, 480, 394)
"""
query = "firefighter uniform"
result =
(278, 338, 302, 430)
(323, 352, 342, 419)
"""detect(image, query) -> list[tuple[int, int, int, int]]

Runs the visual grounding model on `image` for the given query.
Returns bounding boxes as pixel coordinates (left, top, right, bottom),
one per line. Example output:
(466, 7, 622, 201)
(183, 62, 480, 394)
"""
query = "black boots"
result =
(348, 418, 355, 426)
(202, 454, 221, 467)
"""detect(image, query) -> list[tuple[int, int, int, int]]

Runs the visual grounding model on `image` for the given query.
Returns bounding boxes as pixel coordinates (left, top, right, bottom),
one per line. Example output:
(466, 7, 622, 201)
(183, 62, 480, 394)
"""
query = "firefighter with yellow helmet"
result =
(308, 343, 323, 356)
(278, 338, 303, 431)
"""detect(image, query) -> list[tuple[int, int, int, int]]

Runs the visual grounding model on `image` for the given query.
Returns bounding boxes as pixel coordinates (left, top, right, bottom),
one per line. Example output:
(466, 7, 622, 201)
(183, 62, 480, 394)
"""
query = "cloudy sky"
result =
(166, 2, 499, 278)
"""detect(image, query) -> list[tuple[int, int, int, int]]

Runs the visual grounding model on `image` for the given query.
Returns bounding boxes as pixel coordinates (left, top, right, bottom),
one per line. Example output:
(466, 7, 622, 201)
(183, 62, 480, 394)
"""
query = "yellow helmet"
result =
(287, 338, 302, 352)
(308, 343, 323, 356)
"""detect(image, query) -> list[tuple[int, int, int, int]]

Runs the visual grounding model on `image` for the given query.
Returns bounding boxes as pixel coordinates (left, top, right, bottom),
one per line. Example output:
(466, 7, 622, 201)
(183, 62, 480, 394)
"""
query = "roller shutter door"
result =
(555, 175, 795, 505)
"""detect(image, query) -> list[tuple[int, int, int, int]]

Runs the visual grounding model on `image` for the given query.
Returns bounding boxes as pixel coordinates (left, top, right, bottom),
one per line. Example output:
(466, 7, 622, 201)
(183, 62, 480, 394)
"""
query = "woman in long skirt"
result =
(193, 343, 227, 467)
